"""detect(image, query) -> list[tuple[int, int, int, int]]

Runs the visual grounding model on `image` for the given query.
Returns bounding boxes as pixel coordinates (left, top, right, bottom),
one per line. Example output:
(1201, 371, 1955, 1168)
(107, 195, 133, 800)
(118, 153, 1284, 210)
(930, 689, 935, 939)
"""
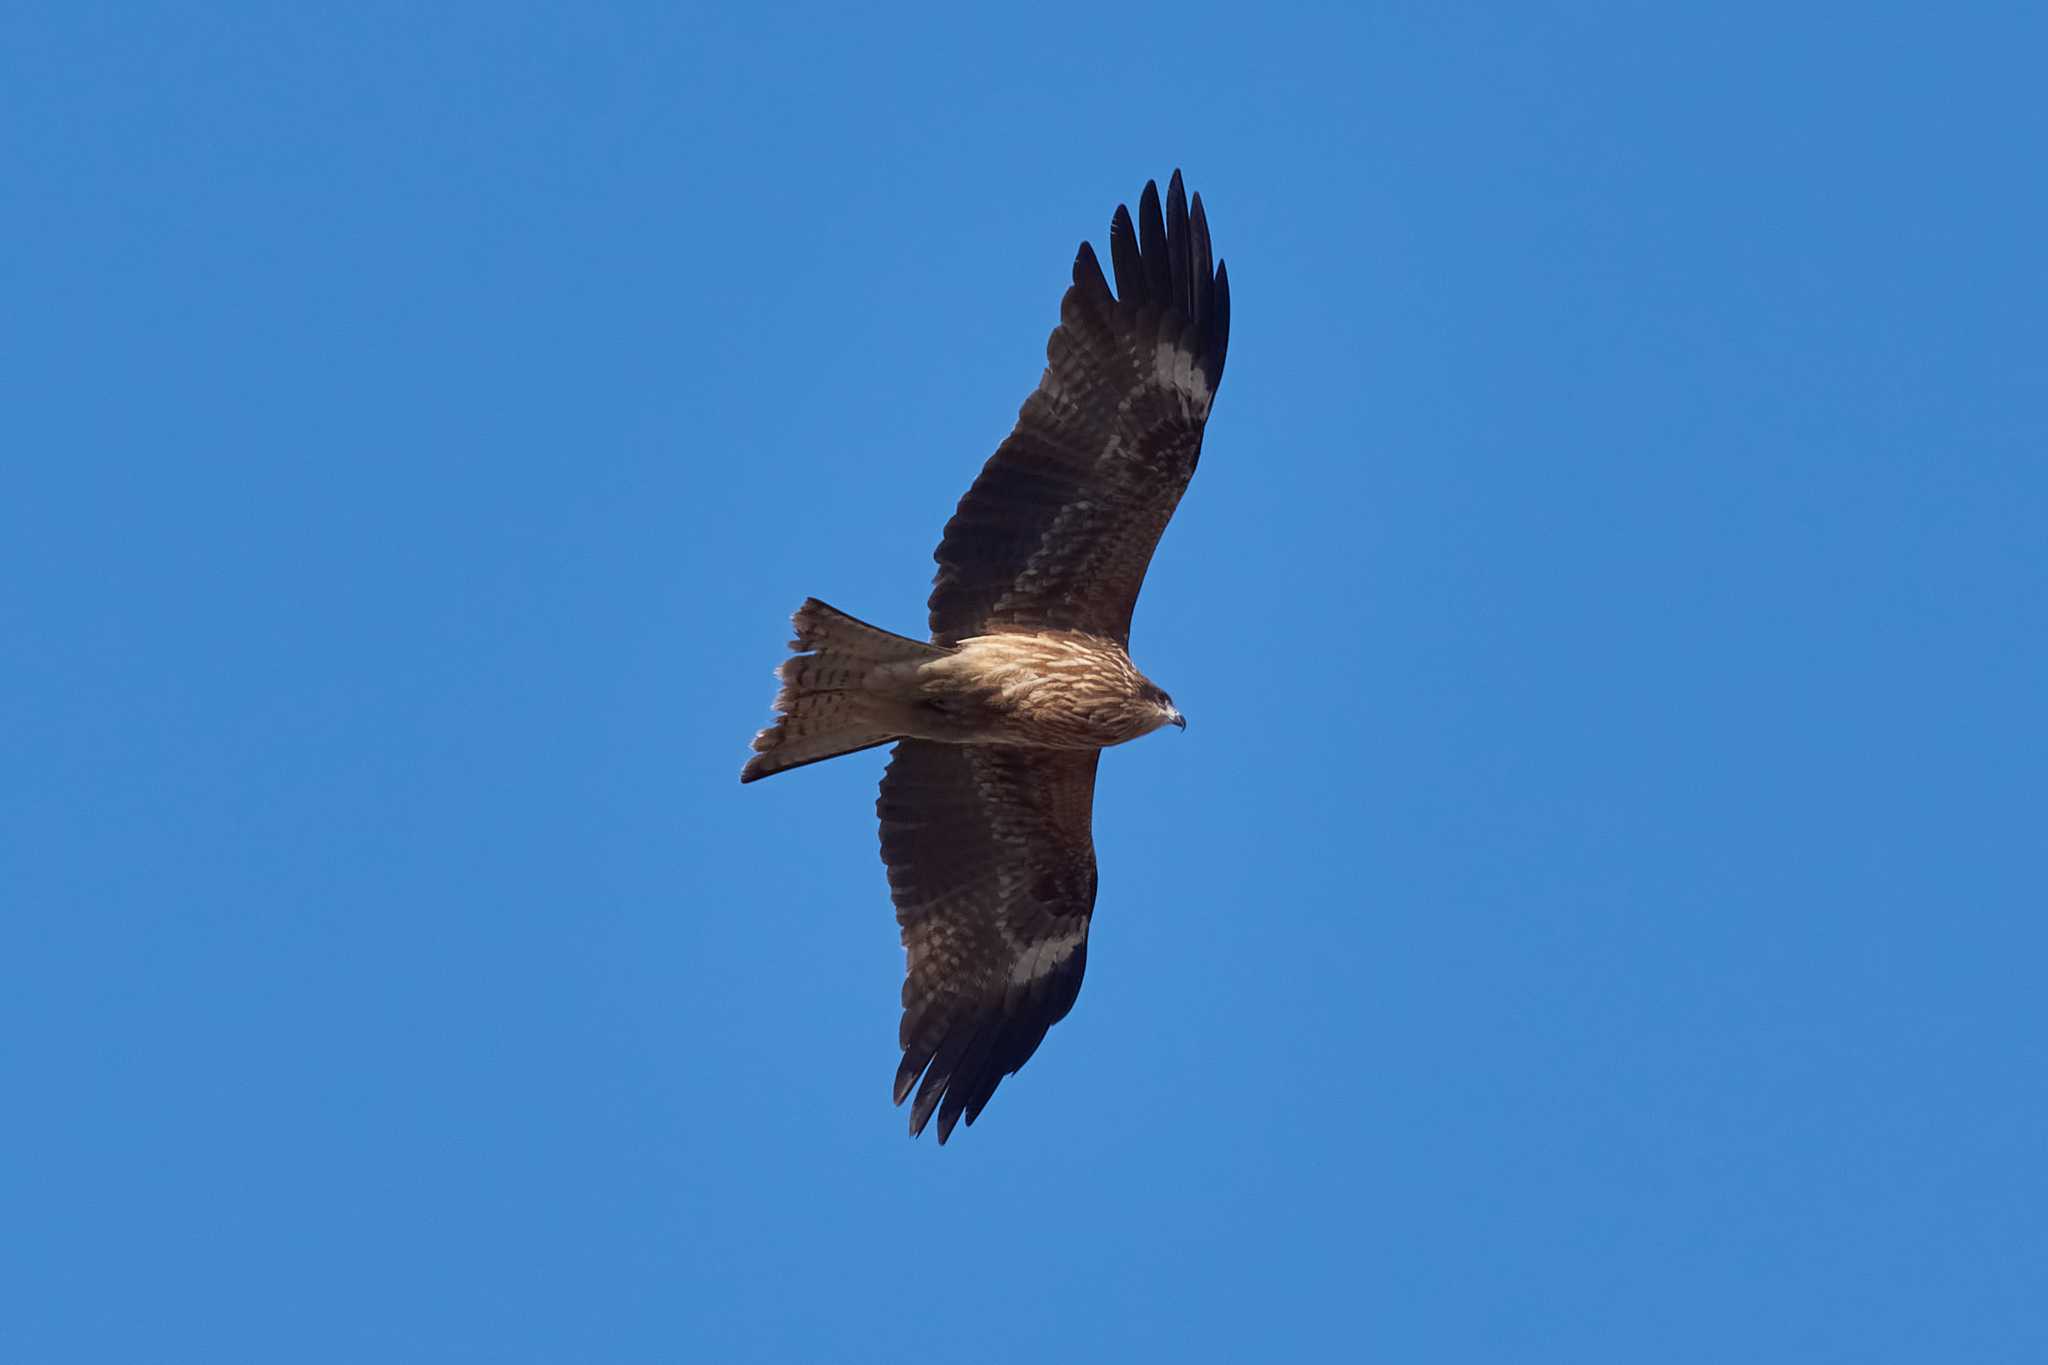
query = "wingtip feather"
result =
(1138, 180, 1170, 303)
(1108, 203, 1142, 304)
(1071, 240, 1111, 305)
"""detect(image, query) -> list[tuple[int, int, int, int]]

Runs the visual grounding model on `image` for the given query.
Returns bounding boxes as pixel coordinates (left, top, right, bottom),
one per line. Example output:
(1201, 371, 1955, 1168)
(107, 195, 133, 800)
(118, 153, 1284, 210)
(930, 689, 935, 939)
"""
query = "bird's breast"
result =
(909, 633, 1155, 749)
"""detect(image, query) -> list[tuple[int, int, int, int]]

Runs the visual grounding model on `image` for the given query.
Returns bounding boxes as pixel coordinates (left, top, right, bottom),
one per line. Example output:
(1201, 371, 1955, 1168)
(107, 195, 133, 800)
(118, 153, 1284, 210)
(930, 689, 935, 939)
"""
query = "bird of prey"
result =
(741, 171, 1229, 1142)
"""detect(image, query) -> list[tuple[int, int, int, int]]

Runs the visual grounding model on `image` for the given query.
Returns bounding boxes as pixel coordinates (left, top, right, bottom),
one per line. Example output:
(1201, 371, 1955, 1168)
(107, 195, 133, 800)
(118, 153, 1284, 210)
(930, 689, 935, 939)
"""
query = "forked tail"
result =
(740, 599, 947, 783)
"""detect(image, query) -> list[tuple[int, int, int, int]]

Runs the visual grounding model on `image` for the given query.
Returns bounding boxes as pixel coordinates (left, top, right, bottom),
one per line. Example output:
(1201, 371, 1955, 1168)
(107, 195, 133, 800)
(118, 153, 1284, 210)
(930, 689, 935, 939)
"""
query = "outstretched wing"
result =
(928, 171, 1231, 648)
(876, 740, 1100, 1142)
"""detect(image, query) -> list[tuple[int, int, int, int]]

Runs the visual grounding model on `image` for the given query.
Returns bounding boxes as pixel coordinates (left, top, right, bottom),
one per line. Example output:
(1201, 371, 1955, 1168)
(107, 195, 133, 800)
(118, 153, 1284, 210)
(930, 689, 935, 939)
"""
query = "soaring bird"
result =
(742, 171, 1229, 1142)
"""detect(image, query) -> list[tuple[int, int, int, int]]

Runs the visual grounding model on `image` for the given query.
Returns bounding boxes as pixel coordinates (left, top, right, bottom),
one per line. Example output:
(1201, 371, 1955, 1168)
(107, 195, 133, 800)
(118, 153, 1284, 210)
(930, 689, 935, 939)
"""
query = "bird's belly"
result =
(894, 672, 1147, 750)
(976, 699, 1148, 749)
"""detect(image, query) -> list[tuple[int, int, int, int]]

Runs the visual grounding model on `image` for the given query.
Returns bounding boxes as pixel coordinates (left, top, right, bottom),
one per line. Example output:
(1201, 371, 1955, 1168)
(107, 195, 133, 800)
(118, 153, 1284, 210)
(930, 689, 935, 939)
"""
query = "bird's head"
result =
(1138, 681, 1186, 734)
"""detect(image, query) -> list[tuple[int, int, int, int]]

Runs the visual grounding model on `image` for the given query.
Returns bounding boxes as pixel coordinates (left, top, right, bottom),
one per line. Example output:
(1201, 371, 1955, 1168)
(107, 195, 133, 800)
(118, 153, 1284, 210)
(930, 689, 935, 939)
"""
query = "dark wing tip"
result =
(895, 983, 1084, 1143)
(1210, 257, 1230, 383)
(1072, 240, 1111, 304)
(896, 1049, 1000, 1144)
(897, 1032, 983, 1143)
(1087, 171, 1229, 389)
(1137, 179, 1171, 304)
(1108, 203, 1143, 303)
(1165, 172, 1192, 318)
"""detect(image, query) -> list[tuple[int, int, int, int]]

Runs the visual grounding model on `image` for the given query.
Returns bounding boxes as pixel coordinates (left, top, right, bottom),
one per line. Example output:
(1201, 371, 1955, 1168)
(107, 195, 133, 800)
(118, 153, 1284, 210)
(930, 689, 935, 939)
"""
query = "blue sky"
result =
(6, 3, 2045, 1360)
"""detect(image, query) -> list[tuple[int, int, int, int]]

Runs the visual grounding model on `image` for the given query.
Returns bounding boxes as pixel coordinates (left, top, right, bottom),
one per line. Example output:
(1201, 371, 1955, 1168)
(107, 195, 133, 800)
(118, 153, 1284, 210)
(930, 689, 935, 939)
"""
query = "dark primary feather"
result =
(927, 169, 1231, 648)
(877, 741, 1099, 1143)
(1138, 180, 1171, 307)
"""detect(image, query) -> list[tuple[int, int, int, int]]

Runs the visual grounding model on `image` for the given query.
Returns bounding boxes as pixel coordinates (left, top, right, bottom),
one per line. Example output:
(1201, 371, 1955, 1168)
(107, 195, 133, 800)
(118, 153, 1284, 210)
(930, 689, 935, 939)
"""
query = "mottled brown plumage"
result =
(740, 171, 1228, 1141)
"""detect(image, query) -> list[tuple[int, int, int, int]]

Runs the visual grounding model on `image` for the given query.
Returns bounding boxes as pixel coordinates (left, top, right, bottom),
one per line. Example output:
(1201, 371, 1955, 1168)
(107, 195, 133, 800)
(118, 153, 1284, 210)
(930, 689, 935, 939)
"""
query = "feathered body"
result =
(740, 171, 1229, 1142)
(913, 631, 1178, 749)
(741, 605, 1179, 783)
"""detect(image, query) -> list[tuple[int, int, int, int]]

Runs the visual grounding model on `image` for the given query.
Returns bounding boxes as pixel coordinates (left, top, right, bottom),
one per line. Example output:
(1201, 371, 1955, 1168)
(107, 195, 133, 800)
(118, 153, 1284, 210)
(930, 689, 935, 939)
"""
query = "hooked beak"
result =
(1169, 708, 1187, 732)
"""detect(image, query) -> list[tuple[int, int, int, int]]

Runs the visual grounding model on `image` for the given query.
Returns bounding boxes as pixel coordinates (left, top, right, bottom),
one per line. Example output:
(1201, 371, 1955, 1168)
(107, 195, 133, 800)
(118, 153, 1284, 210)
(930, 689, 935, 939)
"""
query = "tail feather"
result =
(740, 599, 945, 784)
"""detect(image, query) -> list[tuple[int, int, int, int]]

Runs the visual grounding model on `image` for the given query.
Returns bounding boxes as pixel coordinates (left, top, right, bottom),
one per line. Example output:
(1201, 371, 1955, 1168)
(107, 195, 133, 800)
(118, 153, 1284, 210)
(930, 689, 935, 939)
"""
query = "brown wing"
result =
(928, 171, 1230, 647)
(876, 740, 1101, 1142)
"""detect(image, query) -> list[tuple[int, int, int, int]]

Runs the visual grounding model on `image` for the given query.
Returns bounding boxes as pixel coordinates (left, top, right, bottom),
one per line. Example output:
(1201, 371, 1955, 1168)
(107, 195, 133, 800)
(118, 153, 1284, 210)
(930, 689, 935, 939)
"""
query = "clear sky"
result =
(6, 4, 2045, 1361)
